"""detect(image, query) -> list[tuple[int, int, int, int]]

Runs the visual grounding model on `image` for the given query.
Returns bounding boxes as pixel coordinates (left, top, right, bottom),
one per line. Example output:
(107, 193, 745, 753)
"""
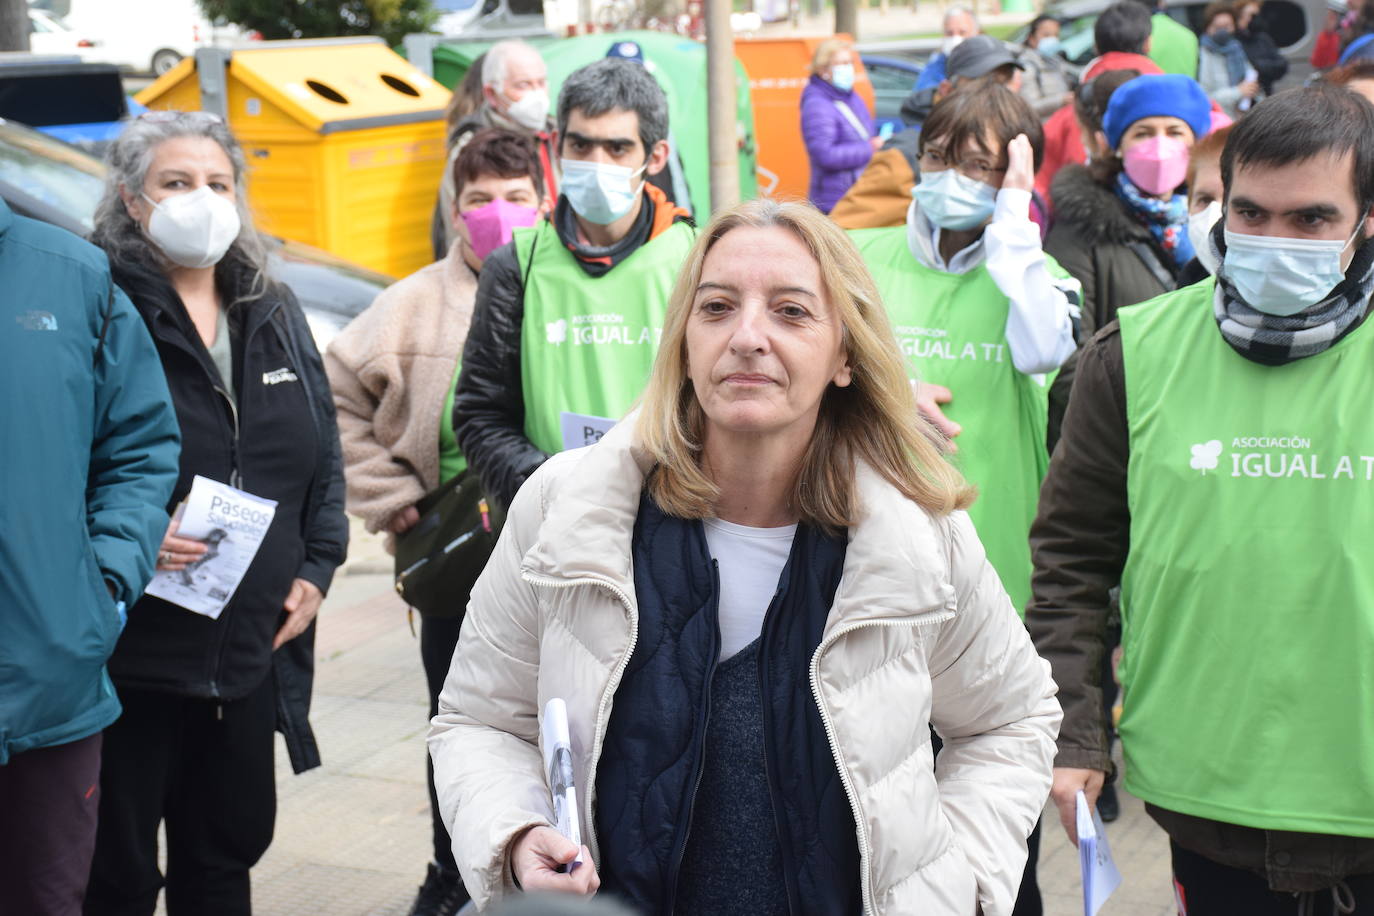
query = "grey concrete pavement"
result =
(229, 526, 1175, 915)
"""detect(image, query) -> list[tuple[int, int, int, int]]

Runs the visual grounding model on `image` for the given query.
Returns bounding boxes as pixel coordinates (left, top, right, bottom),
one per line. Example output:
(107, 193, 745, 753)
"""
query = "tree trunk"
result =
(0, 0, 30, 52)
(834, 0, 858, 40)
(706, 0, 739, 213)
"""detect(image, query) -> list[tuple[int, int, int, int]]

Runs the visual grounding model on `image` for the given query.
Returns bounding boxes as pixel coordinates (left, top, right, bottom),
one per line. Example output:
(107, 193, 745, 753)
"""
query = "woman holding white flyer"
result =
(430, 199, 1061, 915)
(84, 111, 347, 916)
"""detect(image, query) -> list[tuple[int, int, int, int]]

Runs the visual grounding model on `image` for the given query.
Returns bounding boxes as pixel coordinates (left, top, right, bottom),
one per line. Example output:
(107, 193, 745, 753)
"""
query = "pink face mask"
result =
(1122, 135, 1191, 196)
(459, 198, 540, 261)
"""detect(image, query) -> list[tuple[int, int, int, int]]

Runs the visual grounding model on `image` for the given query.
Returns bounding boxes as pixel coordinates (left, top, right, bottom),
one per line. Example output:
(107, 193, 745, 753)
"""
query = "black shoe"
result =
(1098, 783, 1120, 823)
(408, 863, 470, 916)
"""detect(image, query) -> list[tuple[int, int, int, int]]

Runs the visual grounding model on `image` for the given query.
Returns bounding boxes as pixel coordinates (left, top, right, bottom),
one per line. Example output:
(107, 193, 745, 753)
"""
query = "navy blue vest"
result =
(594, 493, 863, 915)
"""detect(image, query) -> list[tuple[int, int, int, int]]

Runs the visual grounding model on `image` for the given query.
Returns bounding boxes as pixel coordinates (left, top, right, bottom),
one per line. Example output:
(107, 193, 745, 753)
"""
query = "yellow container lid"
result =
(138, 37, 451, 135)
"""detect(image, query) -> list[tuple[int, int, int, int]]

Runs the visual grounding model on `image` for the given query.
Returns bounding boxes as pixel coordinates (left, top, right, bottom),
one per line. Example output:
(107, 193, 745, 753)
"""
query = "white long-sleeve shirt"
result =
(906, 188, 1080, 375)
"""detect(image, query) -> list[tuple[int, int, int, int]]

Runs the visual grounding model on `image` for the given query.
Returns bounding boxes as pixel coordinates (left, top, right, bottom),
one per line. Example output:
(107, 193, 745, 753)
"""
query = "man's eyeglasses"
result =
(918, 147, 1007, 182)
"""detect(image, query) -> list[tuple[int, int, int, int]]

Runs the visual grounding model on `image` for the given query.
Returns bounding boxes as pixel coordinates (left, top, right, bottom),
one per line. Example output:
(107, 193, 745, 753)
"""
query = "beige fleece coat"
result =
(325, 243, 479, 534)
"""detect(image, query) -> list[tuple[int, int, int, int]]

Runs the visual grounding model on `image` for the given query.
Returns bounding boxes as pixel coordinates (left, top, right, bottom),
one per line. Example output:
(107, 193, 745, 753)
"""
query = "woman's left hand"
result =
(274, 578, 323, 650)
(1003, 133, 1035, 193)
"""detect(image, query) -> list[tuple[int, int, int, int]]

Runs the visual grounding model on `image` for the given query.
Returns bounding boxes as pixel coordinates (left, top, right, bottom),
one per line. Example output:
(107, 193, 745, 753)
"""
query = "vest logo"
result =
(15, 310, 57, 331)
(1190, 434, 1374, 480)
(262, 367, 299, 385)
(1190, 440, 1222, 474)
(546, 319, 568, 345)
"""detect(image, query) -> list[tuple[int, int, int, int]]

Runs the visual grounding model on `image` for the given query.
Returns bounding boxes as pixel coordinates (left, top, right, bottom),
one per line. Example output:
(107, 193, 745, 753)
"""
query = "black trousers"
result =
(1171, 841, 1372, 915)
(0, 732, 103, 916)
(420, 614, 465, 872)
(84, 677, 277, 916)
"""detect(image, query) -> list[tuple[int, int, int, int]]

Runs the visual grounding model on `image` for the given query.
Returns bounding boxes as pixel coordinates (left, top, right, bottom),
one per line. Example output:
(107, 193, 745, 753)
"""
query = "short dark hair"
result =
(920, 82, 1045, 172)
(1026, 14, 1059, 43)
(453, 128, 546, 200)
(1094, 1, 1153, 54)
(1073, 68, 1140, 134)
(1221, 84, 1374, 215)
(1202, 1, 1235, 29)
(556, 58, 668, 158)
(1323, 59, 1374, 85)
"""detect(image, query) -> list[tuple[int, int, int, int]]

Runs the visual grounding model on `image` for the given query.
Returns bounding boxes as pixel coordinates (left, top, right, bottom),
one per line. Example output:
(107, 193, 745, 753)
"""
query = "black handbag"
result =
(393, 470, 505, 618)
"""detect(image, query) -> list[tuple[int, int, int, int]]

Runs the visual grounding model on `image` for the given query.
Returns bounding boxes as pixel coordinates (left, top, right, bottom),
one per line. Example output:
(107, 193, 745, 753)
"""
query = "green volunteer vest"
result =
(1118, 278, 1374, 837)
(438, 357, 466, 484)
(851, 226, 1056, 615)
(517, 220, 695, 454)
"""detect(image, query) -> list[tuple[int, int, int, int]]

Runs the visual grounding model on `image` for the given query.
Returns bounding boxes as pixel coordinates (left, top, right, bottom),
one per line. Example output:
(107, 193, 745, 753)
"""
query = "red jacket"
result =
(1033, 53, 1164, 202)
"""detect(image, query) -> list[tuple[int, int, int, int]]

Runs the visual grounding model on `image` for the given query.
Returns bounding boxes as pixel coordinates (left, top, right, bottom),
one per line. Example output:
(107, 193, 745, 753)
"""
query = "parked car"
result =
(26, 8, 98, 58)
(860, 54, 925, 134)
(1011, 0, 1321, 86)
(29, 0, 250, 75)
(0, 117, 391, 348)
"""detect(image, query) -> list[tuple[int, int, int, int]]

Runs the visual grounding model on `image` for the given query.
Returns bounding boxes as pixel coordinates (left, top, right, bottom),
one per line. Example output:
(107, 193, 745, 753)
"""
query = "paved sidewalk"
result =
(237, 528, 1176, 915)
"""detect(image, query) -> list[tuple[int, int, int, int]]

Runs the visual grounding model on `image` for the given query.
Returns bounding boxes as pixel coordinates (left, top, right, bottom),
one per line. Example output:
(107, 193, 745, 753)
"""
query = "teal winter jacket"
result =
(0, 199, 180, 764)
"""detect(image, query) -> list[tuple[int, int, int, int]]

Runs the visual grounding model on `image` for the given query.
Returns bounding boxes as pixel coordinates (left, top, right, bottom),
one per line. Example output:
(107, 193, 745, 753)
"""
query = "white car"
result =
(29, 0, 249, 75)
(26, 9, 99, 58)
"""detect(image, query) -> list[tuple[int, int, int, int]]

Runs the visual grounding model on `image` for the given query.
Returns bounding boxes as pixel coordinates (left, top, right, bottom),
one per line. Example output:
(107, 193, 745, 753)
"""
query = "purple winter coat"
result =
(800, 74, 875, 213)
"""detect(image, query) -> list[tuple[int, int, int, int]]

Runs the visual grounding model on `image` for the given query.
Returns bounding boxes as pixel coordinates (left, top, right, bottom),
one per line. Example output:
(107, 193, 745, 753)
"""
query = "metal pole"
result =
(835, 0, 858, 40)
(706, 0, 740, 213)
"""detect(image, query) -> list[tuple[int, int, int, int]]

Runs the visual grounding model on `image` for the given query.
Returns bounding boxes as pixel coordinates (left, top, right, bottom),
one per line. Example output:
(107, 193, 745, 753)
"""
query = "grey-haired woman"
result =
(83, 111, 347, 916)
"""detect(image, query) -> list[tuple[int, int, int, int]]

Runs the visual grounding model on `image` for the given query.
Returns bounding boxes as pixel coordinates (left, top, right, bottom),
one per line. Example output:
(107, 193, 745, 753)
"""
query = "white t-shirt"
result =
(702, 518, 797, 661)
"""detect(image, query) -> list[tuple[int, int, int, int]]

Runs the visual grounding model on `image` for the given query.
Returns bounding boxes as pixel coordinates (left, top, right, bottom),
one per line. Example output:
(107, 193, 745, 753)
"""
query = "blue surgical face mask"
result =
(1221, 221, 1364, 315)
(559, 158, 646, 225)
(830, 62, 856, 92)
(1037, 35, 1063, 57)
(912, 168, 997, 231)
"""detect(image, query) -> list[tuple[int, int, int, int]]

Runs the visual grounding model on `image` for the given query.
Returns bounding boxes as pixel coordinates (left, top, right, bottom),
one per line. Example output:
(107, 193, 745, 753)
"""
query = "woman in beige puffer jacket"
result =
(429, 199, 1061, 916)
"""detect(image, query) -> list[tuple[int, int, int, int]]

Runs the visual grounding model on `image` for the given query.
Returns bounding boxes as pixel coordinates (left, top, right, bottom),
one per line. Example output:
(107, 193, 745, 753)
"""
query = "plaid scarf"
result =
(1114, 172, 1193, 267)
(1211, 222, 1374, 365)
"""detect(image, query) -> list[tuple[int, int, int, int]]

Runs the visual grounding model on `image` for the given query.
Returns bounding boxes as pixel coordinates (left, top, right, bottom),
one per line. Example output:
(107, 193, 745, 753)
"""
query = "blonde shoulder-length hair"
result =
(636, 198, 975, 532)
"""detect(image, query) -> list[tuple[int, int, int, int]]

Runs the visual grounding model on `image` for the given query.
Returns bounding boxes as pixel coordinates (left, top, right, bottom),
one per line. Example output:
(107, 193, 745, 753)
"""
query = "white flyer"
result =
(559, 412, 616, 451)
(1077, 789, 1123, 916)
(144, 475, 277, 620)
(541, 697, 584, 871)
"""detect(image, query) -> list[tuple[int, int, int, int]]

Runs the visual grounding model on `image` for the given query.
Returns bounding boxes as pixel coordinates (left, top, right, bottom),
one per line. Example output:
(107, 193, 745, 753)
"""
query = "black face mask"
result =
(1211, 28, 1234, 44)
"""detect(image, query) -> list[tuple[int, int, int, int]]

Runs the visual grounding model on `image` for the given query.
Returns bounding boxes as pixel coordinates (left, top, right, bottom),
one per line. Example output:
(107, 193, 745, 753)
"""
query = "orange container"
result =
(733, 35, 877, 203)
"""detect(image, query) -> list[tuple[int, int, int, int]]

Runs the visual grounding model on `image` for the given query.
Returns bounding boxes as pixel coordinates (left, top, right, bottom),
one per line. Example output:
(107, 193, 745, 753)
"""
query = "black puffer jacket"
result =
(110, 259, 347, 773)
(1045, 165, 1178, 338)
(1238, 22, 1289, 94)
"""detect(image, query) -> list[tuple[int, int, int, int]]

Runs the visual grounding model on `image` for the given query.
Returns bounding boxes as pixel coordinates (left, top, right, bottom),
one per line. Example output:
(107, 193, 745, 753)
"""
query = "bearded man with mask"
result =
(454, 58, 692, 511)
(1030, 84, 1374, 914)
(433, 40, 558, 259)
(326, 129, 548, 916)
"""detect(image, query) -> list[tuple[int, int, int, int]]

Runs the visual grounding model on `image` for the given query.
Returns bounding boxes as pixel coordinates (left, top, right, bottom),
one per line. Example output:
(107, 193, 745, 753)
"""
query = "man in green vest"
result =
(1029, 83, 1374, 911)
(454, 58, 693, 509)
(851, 84, 1079, 618)
(1131, 0, 1200, 77)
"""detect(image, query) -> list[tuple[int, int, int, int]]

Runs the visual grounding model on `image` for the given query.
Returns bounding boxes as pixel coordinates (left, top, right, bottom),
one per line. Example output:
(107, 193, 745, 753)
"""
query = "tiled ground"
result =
(156, 524, 1176, 915)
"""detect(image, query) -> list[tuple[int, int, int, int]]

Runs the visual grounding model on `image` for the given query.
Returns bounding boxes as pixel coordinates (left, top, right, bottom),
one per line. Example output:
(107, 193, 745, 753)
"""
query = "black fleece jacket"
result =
(110, 258, 346, 772)
(1045, 165, 1179, 339)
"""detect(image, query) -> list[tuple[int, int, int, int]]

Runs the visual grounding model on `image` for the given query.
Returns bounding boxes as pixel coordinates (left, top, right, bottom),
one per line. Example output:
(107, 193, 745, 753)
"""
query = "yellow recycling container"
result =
(137, 38, 452, 278)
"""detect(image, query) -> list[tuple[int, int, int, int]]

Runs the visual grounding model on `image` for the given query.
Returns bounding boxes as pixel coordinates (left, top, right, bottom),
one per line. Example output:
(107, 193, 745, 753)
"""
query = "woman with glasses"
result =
(83, 110, 347, 916)
(850, 84, 1077, 620)
(801, 38, 879, 214)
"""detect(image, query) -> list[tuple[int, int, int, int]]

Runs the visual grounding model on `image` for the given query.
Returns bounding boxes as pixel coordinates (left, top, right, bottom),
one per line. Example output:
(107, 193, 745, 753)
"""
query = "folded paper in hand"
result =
(541, 698, 584, 872)
(1077, 789, 1122, 916)
(144, 475, 276, 620)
